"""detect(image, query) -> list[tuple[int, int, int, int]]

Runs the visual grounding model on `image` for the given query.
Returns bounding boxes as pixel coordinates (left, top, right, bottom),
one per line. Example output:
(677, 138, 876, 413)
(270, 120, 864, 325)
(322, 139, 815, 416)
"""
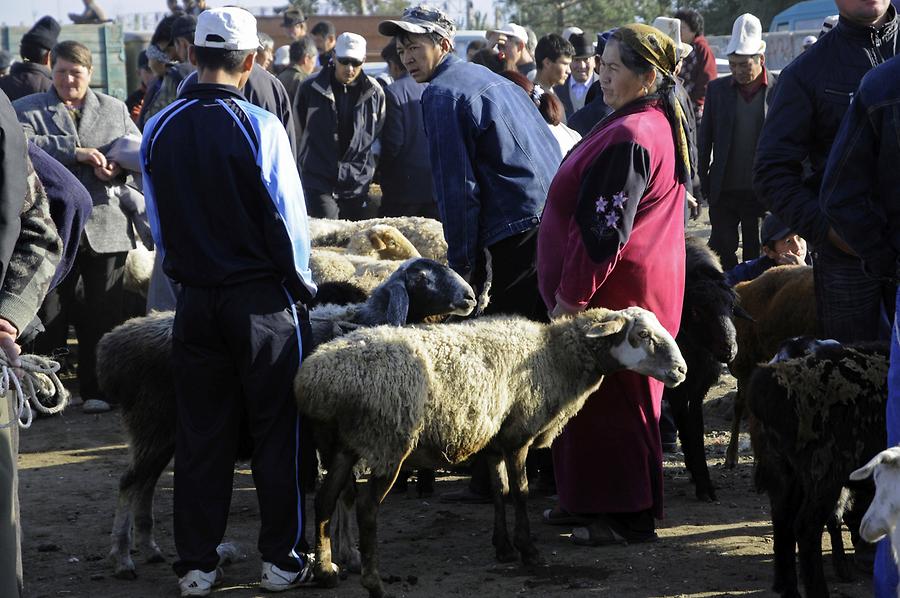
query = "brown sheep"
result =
(724, 265, 818, 469)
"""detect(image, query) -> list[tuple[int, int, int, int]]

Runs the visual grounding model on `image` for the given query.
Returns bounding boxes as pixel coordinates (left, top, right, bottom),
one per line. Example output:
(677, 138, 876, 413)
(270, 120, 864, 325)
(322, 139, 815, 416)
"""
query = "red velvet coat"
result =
(537, 99, 686, 518)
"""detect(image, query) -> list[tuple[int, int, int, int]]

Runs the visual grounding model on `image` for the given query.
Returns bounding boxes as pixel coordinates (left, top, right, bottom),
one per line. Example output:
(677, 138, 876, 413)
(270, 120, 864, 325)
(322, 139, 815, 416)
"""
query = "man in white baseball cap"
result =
(141, 6, 323, 596)
(488, 22, 536, 76)
(292, 31, 385, 220)
(699, 12, 776, 270)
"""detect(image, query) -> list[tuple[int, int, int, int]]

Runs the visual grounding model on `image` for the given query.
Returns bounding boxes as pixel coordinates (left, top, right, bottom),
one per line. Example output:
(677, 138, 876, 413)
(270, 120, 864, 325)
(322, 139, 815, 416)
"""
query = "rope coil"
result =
(0, 353, 68, 430)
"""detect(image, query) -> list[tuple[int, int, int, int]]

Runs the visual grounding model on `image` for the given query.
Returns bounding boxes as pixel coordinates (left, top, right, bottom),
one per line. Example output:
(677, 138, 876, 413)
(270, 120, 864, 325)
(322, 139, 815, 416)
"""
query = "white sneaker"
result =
(260, 558, 338, 592)
(178, 568, 223, 596)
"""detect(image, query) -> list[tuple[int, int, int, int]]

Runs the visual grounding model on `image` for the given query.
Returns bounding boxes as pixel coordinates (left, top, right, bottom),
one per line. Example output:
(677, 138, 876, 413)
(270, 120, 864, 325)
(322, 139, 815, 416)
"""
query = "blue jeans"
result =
(876, 287, 900, 596)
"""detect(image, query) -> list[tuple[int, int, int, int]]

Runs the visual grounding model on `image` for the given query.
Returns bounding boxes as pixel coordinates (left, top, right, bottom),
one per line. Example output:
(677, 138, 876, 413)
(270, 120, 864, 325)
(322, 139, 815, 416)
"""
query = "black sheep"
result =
(663, 237, 744, 502)
(748, 338, 887, 598)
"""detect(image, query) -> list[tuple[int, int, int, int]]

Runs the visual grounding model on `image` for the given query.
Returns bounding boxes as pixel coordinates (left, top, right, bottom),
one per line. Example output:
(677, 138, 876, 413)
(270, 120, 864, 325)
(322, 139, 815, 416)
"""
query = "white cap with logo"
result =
(335, 32, 366, 62)
(194, 7, 259, 51)
(488, 23, 528, 43)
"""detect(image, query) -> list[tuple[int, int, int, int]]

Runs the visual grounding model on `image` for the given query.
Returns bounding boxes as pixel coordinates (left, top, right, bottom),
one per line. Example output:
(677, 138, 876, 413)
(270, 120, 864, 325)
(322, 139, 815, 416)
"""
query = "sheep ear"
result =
(850, 448, 900, 481)
(385, 284, 410, 326)
(851, 454, 883, 481)
(585, 315, 627, 338)
(368, 231, 387, 251)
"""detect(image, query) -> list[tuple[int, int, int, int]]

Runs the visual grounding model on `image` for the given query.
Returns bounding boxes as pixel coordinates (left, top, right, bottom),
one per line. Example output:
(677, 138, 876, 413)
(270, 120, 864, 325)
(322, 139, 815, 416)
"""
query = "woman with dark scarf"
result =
(537, 24, 689, 544)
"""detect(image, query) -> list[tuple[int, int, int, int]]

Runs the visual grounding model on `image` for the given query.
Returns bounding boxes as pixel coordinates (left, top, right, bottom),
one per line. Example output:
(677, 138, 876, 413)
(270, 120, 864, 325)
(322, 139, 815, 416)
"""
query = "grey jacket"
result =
(14, 87, 140, 254)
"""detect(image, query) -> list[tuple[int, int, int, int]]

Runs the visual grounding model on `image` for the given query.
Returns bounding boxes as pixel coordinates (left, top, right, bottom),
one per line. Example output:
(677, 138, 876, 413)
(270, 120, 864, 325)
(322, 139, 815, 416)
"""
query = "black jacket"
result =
(821, 55, 900, 281)
(142, 83, 314, 302)
(0, 62, 52, 102)
(0, 89, 26, 287)
(379, 73, 433, 207)
(568, 82, 612, 136)
(699, 70, 777, 206)
(293, 65, 385, 199)
(243, 63, 298, 159)
(754, 7, 899, 247)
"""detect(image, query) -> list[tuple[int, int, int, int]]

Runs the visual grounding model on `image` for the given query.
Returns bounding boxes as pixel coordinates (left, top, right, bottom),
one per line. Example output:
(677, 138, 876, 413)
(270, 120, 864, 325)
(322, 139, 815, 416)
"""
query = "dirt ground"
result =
(15, 214, 872, 598)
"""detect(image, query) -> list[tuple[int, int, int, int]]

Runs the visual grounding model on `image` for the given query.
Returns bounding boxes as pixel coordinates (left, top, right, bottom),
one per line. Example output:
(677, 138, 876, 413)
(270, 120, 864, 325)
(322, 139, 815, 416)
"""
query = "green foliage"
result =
(288, 0, 319, 17)
(501, 0, 798, 37)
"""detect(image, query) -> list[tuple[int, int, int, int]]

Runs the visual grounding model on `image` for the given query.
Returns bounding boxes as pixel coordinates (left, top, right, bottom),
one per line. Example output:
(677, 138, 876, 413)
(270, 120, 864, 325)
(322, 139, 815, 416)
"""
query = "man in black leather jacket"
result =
(754, 0, 898, 344)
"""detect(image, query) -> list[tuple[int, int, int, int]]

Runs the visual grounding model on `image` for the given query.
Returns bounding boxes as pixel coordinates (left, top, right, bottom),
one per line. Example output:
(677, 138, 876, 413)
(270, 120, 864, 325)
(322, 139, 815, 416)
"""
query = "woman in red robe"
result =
(537, 24, 689, 544)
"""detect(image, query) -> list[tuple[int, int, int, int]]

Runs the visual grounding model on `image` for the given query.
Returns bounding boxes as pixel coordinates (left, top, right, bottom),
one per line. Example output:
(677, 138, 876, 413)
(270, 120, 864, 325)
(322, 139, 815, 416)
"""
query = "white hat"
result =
(652, 17, 693, 61)
(274, 44, 290, 66)
(561, 26, 583, 41)
(726, 13, 766, 56)
(335, 32, 366, 62)
(802, 35, 817, 48)
(194, 7, 258, 51)
(488, 22, 527, 42)
(821, 14, 839, 36)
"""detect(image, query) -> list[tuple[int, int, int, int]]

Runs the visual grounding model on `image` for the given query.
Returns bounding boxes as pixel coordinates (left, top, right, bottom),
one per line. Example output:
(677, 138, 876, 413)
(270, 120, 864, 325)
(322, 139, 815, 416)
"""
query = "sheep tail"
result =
(475, 247, 492, 317)
(0, 353, 69, 430)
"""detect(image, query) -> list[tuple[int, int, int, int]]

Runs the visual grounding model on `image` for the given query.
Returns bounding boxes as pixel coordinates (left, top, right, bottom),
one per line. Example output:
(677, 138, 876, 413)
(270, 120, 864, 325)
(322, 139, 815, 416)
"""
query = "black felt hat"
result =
(21, 16, 61, 51)
(569, 33, 592, 58)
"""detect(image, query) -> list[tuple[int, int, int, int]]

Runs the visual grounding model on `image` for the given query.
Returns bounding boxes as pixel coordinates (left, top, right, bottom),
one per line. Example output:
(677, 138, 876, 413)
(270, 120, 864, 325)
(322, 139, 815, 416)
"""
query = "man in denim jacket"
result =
(379, 5, 562, 318)
(821, 54, 900, 598)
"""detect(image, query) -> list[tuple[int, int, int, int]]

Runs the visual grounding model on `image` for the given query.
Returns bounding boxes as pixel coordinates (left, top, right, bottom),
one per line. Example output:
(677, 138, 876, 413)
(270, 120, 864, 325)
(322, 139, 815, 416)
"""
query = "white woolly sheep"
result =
(748, 338, 888, 598)
(851, 444, 900, 594)
(725, 264, 818, 468)
(123, 245, 155, 296)
(309, 216, 447, 262)
(295, 307, 687, 598)
(101, 259, 476, 579)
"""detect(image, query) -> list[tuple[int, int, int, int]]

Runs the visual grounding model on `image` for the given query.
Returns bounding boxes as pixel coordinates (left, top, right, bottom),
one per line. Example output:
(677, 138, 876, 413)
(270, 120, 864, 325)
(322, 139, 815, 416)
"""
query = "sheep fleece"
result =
(295, 317, 594, 477)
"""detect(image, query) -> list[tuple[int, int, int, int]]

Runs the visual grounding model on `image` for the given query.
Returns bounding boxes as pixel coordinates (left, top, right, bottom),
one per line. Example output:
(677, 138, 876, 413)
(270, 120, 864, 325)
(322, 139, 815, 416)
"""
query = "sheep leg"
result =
(357, 474, 393, 598)
(314, 449, 357, 588)
(795, 503, 833, 598)
(486, 450, 516, 563)
(671, 395, 716, 502)
(770, 483, 801, 597)
(131, 446, 174, 565)
(826, 512, 853, 581)
(109, 472, 137, 579)
(506, 445, 542, 567)
(332, 484, 362, 573)
(724, 384, 744, 469)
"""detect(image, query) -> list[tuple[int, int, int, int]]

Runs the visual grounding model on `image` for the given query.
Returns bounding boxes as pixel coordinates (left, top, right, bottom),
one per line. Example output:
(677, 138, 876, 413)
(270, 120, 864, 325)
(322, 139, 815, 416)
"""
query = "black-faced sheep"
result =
(748, 337, 887, 598)
(101, 259, 477, 579)
(851, 446, 900, 577)
(309, 216, 447, 262)
(295, 307, 687, 598)
(725, 264, 818, 468)
(664, 237, 744, 502)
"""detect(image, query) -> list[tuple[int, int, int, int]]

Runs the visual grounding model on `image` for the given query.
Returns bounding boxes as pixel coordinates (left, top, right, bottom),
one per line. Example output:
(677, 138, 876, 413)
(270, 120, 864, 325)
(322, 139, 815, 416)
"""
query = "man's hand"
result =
(93, 161, 122, 181)
(550, 295, 583, 319)
(827, 227, 858, 256)
(75, 147, 108, 169)
(686, 192, 701, 221)
(774, 252, 805, 266)
(0, 318, 21, 368)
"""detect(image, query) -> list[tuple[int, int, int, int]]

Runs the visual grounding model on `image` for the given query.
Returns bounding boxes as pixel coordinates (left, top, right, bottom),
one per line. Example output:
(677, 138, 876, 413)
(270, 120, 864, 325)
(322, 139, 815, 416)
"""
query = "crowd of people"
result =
(0, 0, 898, 596)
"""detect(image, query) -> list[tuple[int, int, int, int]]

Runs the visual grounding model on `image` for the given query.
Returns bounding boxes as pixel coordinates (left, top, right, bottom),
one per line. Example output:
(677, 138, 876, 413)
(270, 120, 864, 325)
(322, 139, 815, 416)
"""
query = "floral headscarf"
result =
(615, 23, 691, 185)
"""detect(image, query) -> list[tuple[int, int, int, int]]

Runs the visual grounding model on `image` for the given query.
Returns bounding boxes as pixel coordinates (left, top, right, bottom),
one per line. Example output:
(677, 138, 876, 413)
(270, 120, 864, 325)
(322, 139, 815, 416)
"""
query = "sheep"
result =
(325, 224, 421, 260)
(747, 337, 887, 598)
(724, 264, 818, 469)
(850, 445, 900, 589)
(664, 237, 747, 502)
(122, 245, 155, 296)
(295, 306, 687, 598)
(102, 258, 477, 579)
(309, 224, 423, 291)
(309, 216, 447, 262)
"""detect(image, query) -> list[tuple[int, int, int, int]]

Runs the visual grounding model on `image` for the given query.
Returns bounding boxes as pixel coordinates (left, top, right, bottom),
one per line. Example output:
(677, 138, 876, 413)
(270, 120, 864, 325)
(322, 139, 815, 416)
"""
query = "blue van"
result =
(769, 0, 837, 31)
